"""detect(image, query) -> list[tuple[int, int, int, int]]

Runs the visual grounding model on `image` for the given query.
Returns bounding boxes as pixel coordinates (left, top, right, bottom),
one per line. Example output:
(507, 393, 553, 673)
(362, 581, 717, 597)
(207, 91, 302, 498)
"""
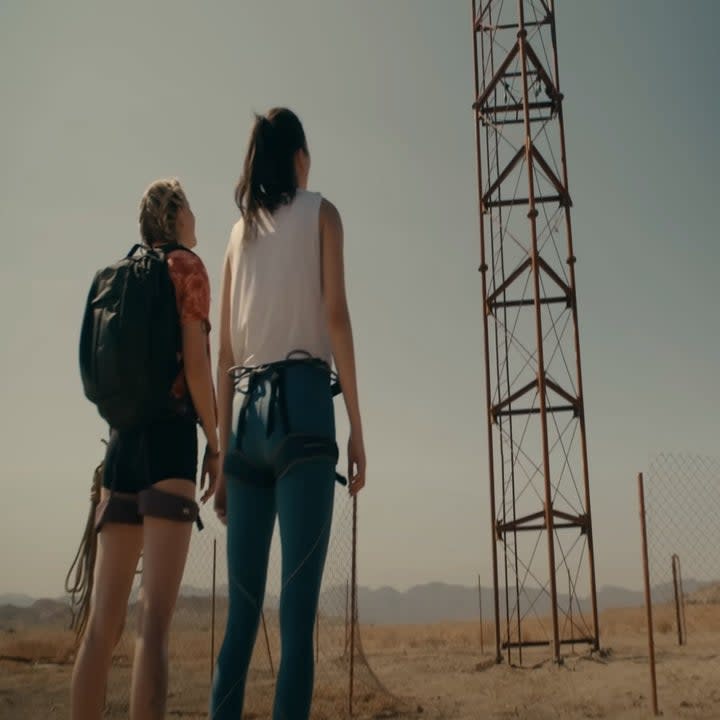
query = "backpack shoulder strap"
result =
(166, 244, 195, 256)
(125, 243, 194, 261)
(126, 243, 149, 258)
(156, 243, 197, 261)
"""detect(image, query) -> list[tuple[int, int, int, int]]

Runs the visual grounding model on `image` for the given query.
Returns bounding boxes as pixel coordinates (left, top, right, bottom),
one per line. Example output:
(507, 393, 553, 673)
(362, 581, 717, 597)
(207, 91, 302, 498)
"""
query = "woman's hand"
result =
(214, 474, 227, 525)
(347, 433, 366, 496)
(200, 446, 219, 504)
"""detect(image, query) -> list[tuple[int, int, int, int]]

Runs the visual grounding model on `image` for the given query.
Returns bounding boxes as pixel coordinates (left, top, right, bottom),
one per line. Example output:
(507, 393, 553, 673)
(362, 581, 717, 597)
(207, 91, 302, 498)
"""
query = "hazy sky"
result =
(1, 1, 719, 598)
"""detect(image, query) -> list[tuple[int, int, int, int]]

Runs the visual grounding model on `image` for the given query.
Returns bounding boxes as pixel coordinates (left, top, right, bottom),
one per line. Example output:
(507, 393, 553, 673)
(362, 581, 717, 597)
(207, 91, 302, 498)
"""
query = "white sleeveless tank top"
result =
(224, 189, 332, 368)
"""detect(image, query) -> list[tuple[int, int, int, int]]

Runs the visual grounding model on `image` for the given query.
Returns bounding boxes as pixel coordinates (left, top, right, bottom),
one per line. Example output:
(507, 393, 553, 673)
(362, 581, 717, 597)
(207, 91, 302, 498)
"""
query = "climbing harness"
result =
(224, 350, 346, 487)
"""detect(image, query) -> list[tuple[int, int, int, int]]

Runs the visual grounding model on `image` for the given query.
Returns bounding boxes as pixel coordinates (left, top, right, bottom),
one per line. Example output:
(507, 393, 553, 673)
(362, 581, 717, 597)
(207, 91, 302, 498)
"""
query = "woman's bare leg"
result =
(71, 491, 143, 720)
(130, 478, 194, 720)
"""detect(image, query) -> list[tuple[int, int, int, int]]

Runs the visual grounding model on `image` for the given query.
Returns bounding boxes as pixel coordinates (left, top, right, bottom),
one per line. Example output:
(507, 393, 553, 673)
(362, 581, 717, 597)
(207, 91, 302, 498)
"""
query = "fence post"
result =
(348, 497, 358, 718)
(638, 472, 659, 716)
(676, 555, 687, 645)
(478, 573, 484, 655)
(344, 579, 350, 657)
(261, 611, 275, 677)
(671, 553, 687, 646)
(671, 554, 681, 646)
(568, 568, 574, 654)
(210, 538, 217, 684)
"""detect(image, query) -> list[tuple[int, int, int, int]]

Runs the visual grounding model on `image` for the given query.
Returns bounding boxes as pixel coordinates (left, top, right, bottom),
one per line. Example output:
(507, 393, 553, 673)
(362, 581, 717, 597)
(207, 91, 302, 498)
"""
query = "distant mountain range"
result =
(0, 593, 35, 608)
(353, 580, 710, 624)
(2, 578, 716, 627)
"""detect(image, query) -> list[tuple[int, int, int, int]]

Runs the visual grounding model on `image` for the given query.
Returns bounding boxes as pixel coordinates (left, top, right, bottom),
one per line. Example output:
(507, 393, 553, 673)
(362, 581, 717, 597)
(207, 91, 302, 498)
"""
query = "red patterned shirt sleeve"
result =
(166, 250, 212, 412)
(166, 250, 211, 329)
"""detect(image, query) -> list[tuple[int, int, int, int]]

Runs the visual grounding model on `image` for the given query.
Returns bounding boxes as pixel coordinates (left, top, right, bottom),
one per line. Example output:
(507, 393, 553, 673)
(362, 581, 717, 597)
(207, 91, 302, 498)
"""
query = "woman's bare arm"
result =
(320, 198, 366, 493)
(183, 322, 219, 453)
(217, 254, 235, 456)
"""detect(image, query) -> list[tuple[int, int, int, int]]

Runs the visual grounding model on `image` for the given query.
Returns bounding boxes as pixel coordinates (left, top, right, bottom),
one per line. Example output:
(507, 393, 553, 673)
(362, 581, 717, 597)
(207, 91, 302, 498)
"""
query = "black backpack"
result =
(79, 243, 188, 430)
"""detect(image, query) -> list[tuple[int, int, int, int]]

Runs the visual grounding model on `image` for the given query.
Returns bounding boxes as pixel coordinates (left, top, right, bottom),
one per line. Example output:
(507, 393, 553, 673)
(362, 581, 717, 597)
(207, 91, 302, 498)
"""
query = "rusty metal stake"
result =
(344, 579, 350, 657)
(210, 538, 217, 684)
(262, 610, 274, 678)
(471, 0, 503, 667)
(478, 573, 485, 655)
(671, 554, 686, 646)
(677, 556, 687, 645)
(638, 473, 659, 716)
(349, 497, 358, 717)
(568, 568, 574, 654)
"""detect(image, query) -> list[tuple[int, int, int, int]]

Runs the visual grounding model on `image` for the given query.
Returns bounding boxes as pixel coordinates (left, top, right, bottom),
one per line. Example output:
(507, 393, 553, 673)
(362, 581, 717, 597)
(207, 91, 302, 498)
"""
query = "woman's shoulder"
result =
(299, 188, 322, 200)
(167, 246, 205, 266)
(293, 190, 339, 222)
(230, 217, 245, 239)
(318, 196, 341, 226)
(166, 248, 210, 317)
(166, 247, 209, 281)
(225, 218, 246, 256)
(295, 188, 326, 211)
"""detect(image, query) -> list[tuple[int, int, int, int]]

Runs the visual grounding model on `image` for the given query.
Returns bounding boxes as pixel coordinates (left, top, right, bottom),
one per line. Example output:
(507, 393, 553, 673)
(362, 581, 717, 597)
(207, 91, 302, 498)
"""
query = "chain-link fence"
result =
(644, 453, 720, 644)
(639, 453, 720, 715)
(103, 491, 402, 718)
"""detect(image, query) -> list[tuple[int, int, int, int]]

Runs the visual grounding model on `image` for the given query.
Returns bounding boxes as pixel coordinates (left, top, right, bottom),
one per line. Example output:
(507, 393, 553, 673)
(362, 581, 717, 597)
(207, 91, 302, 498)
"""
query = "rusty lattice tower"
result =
(471, 0, 599, 663)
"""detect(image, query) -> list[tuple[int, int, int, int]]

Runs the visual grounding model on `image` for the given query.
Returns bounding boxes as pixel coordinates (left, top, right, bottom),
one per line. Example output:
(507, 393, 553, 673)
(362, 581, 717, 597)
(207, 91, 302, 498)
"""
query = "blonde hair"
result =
(138, 178, 187, 247)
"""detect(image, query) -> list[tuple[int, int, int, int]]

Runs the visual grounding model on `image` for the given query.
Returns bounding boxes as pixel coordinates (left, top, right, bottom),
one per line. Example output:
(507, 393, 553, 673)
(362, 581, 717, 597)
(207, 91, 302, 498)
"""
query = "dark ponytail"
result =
(235, 107, 308, 231)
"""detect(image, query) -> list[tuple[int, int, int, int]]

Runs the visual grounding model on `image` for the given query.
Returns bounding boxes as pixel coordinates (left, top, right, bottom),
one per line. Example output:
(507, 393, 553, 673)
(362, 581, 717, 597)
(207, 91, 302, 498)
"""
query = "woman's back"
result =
(225, 189, 331, 367)
(213, 108, 365, 719)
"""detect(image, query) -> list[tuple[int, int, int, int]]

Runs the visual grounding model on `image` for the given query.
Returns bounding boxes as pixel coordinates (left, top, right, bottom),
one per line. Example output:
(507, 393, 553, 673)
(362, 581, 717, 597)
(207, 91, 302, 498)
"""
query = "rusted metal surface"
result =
(671, 553, 687, 646)
(478, 573, 485, 655)
(638, 473, 660, 716)
(471, 0, 503, 665)
(261, 610, 274, 678)
(210, 538, 217, 684)
(676, 555, 687, 644)
(348, 497, 358, 715)
(315, 610, 320, 664)
(471, 0, 599, 664)
(548, 0, 600, 650)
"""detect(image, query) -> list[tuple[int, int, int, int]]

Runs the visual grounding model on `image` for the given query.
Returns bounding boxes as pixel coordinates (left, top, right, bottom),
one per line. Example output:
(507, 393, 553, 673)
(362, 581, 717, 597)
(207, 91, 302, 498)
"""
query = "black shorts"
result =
(102, 414, 198, 494)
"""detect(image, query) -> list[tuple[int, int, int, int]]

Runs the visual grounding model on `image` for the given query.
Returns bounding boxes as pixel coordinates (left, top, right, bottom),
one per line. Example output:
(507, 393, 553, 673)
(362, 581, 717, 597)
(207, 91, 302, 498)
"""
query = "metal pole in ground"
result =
(349, 497, 358, 717)
(677, 555, 687, 645)
(261, 610, 275, 677)
(344, 579, 350, 657)
(671, 554, 683, 647)
(638, 473, 659, 716)
(478, 573, 485, 655)
(210, 538, 217, 684)
(470, 0, 502, 665)
(568, 568, 574, 654)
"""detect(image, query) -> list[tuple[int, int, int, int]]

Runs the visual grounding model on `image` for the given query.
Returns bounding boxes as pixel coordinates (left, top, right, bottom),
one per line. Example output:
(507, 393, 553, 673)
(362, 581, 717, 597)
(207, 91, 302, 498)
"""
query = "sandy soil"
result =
(1, 606, 718, 719)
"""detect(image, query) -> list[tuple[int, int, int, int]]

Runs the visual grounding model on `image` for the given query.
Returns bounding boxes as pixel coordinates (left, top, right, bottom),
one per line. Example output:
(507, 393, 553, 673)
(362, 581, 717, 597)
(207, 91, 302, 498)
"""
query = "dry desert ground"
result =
(1, 603, 719, 719)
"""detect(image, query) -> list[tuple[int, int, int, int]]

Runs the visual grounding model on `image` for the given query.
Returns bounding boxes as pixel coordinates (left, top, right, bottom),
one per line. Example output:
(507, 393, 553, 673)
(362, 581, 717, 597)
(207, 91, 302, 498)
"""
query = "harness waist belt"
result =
(224, 433, 347, 487)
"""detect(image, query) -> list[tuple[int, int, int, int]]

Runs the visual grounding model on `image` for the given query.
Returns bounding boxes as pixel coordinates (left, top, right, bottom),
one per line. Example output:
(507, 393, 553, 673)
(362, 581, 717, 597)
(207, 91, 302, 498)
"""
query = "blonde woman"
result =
(72, 179, 218, 719)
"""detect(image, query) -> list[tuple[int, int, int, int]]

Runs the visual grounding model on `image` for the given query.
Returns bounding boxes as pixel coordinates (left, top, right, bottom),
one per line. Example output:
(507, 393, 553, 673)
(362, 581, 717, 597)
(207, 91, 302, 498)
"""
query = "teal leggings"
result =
(210, 362, 336, 720)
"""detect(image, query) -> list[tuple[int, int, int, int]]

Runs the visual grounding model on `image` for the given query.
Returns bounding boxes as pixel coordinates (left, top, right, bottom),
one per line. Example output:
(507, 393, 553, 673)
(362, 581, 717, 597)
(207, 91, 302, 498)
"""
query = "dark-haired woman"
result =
(210, 108, 366, 719)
